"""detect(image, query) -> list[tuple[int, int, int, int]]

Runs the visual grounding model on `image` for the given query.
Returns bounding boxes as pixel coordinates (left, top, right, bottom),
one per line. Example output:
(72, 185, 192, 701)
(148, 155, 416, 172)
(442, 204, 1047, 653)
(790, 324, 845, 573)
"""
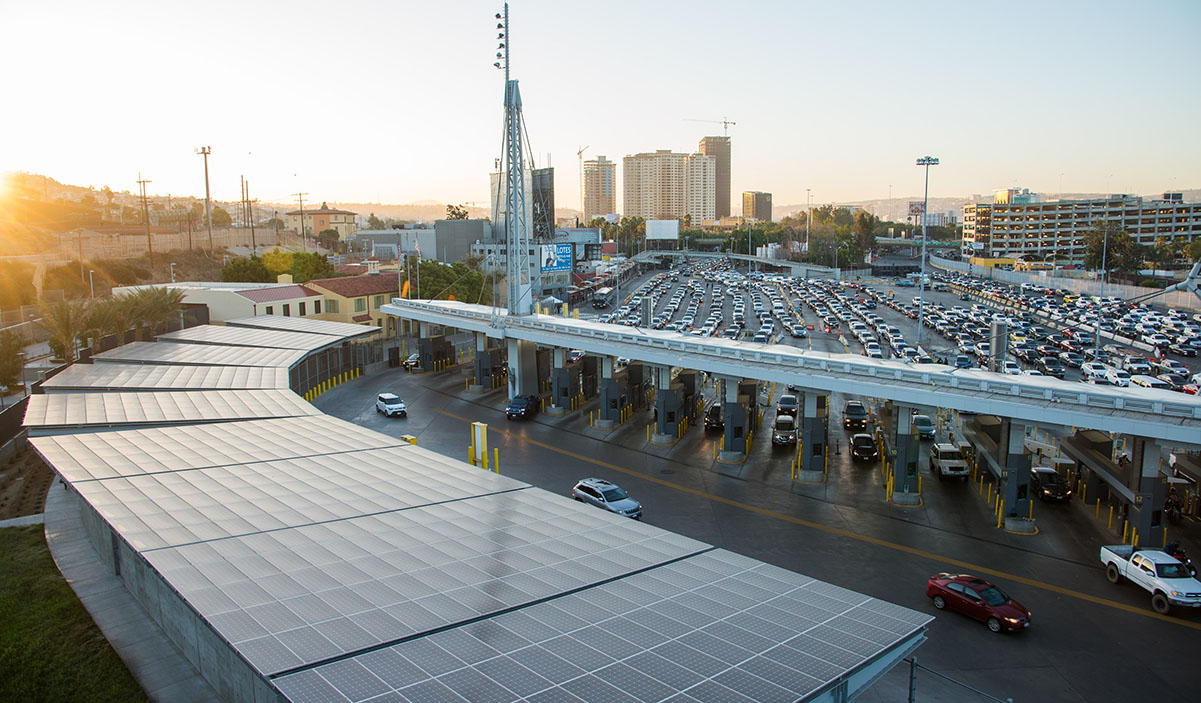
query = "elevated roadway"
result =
(635, 249, 837, 278)
(382, 299, 1201, 446)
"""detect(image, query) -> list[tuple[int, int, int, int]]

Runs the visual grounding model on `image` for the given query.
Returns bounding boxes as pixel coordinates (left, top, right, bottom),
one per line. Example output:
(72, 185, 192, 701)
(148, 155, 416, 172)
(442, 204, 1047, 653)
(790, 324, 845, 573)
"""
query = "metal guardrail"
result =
(904, 658, 1013, 703)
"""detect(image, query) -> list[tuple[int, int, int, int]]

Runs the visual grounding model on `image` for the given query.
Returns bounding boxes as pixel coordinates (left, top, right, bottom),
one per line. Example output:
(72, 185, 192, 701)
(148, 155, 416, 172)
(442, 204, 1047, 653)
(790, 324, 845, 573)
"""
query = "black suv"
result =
(1038, 356, 1066, 379)
(703, 403, 724, 431)
(505, 394, 539, 420)
(776, 394, 799, 417)
(843, 401, 869, 430)
(850, 433, 878, 462)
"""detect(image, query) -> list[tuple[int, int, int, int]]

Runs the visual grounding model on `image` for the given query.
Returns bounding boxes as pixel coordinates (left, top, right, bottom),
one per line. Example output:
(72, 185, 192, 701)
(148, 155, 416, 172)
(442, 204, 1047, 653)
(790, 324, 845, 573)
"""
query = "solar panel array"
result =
(42, 363, 290, 392)
(94, 341, 307, 368)
(26, 317, 930, 702)
(24, 390, 319, 433)
(155, 324, 343, 351)
(226, 315, 380, 339)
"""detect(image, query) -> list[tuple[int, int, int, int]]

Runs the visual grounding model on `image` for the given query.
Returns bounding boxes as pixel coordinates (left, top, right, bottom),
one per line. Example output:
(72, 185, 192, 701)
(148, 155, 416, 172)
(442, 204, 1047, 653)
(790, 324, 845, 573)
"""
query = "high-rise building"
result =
(962, 188, 1201, 262)
(623, 150, 715, 224)
(698, 136, 731, 219)
(490, 166, 555, 243)
(583, 156, 616, 222)
(742, 191, 773, 222)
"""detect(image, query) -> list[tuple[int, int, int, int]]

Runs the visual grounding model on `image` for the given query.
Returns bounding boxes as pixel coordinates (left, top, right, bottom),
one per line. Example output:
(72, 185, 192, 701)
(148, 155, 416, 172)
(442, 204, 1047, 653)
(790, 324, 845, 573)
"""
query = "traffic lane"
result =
(321, 369, 1201, 699)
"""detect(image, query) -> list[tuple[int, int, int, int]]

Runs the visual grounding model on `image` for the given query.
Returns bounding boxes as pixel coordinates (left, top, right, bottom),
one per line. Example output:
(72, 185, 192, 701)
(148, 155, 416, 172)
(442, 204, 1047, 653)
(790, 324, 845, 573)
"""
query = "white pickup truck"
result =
(1100, 545, 1201, 614)
(929, 443, 969, 481)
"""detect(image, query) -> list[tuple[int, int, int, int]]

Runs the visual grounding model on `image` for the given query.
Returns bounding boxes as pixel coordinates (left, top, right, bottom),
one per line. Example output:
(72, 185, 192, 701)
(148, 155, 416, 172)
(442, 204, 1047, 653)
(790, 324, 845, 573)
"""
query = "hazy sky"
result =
(4, 0, 1199, 211)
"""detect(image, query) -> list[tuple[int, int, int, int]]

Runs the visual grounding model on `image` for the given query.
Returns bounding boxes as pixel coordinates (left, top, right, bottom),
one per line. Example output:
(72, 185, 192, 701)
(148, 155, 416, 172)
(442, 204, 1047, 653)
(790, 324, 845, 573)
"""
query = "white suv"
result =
(375, 393, 407, 417)
(1104, 368, 1131, 387)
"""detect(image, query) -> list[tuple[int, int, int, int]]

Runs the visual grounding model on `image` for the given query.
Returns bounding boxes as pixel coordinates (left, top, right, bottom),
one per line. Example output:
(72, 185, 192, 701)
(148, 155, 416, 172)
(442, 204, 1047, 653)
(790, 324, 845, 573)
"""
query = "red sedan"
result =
(926, 573, 1032, 633)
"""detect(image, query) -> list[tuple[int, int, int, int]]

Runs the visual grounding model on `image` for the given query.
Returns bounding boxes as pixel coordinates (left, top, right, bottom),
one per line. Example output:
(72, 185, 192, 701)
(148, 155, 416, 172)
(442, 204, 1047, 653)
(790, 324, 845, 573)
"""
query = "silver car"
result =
(571, 478, 642, 519)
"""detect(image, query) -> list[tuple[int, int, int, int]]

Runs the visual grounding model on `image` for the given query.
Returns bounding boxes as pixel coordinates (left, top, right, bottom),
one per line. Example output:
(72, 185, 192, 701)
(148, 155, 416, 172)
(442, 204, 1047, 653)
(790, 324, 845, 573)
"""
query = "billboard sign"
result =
(646, 219, 680, 240)
(908, 201, 925, 216)
(541, 243, 572, 272)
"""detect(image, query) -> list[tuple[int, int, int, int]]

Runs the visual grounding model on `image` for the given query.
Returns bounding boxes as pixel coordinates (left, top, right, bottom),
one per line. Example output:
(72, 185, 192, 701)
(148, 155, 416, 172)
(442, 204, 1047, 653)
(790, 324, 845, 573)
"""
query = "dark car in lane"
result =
(842, 401, 869, 430)
(1029, 467, 1071, 501)
(850, 433, 878, 462)
(505, 394, 539, 420)
(776, 394, 799, 417)
(926, 573, 1032, 633)
(703, 403, 724, 431)
(1038, 356, 1066, 379)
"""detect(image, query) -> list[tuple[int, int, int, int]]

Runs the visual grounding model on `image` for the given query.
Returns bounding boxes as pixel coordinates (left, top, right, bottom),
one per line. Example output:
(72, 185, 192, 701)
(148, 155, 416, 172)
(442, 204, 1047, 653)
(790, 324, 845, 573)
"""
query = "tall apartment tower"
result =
(742, 191, 772, 221)
(698, 136, 731, 219)
(623, 150, 715, 224)
(583, 156, 616, 222)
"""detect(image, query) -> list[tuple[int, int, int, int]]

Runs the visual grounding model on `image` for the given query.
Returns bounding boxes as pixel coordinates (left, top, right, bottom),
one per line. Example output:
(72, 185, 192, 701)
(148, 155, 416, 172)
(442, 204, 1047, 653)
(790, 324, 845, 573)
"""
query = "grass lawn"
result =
(0, 525, 148, 702)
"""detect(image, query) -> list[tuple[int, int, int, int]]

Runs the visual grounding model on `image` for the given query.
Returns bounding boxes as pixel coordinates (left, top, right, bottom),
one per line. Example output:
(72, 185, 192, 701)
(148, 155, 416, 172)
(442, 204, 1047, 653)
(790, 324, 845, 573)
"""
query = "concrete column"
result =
(419, 321, 431, 338)
(506, 338, 537, 398)
(596, 357, 626, 428)
(1130, 437, 1165, 548)
(469, 332, 494, 393)
(652, 366, 682, 443)
(999, 419, 1034, 531)
(719, 376, 749, 461)
(891, 407, 920, 504)
(547, 347, 573, 416)
(797, 392, 827, 478)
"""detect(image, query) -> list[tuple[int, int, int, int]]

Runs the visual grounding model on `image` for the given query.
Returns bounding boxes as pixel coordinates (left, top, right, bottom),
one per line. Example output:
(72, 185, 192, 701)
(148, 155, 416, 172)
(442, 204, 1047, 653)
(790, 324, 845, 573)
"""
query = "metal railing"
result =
(904, 658, 1013, 703)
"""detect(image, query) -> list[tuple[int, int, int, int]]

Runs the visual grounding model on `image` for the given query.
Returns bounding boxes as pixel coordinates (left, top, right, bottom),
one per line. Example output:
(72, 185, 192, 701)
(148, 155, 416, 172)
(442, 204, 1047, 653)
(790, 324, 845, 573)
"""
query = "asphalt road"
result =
(318, 347, 1201, 702)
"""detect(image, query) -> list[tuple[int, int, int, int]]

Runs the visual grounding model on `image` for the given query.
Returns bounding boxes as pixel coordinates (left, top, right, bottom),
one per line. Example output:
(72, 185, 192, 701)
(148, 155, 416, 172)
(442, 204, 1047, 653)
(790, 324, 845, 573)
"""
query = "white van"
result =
(1130, 375, 1171, 391)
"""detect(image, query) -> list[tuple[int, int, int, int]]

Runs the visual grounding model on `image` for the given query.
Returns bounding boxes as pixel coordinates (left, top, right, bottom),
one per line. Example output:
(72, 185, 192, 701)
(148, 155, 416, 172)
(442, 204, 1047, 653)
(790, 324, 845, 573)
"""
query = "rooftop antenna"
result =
(494, 1, 533, 316)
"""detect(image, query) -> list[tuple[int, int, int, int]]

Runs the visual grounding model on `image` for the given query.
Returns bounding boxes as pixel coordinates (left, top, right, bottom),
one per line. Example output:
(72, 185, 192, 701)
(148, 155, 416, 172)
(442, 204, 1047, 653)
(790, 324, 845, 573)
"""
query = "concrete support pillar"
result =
(652, 366, 683, 444)
(999, 419, 1034, 530)
(596, 357, 627, 429)
(470, 332, 495, 393)
(678, 371, 699, 424)
(419, 321, 431, 339)
(506, 338, 537, 398)
(1130, 437, 1165, 548)
(891, 408, 921, 503)
(581, 356, 599, 399)
(719, 376, 749, 461)
(548, 347, 577, 416)
(798, 392, 828, 478)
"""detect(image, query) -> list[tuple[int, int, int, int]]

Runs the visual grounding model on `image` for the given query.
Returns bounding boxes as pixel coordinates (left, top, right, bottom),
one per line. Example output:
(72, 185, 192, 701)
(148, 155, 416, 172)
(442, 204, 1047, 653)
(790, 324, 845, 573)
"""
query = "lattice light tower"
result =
(494, 2, 533, 316)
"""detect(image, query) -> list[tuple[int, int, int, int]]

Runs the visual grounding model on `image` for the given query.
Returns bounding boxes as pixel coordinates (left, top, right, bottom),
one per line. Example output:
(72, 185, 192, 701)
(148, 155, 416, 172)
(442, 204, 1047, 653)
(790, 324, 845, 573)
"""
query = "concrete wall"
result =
(931, 254, 1200, 311)
(72, 492, 278, 703)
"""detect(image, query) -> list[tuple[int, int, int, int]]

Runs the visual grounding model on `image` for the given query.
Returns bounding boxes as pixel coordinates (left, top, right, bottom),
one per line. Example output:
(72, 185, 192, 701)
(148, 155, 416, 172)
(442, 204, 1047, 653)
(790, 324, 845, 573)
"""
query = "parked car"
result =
(505, 394, 539, 420)
(1029, 467, 1071, 501)
(703, 403, 724, 431)
(567, 349, 585, 364)
(1101, 545, 1201, 614)
(842, 401, 869, 430)
(375, 393, 407, 418)
(926, 573, 1032, 633)
(1038, 356, 1066, 379)
(402, 353, 421, 370)
(850, 433, 878, 462)
(571, 478, 642, 519)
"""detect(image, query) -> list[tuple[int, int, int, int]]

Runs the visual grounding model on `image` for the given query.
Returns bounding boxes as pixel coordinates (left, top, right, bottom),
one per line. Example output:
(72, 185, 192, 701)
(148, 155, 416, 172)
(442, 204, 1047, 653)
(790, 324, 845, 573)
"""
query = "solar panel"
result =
(23, 390, 319, 433)
(41, 363, 289, 392)
(155, 324, 342, 351)
(93, 341, 306, 368)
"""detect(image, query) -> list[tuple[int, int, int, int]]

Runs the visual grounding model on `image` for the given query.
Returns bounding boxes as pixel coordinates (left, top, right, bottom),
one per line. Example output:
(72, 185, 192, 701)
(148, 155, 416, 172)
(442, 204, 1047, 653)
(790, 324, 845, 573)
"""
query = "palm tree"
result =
(122, 287, 187, 340)
(37, 299, 88, 363)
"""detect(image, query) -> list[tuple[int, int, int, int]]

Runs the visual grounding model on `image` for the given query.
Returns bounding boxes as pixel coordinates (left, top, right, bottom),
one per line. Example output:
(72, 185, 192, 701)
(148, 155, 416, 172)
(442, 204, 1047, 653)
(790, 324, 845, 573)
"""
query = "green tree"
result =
(316, 228, 340, 251)
(852, 211, 879, 256)
(1189, 238, 1201, 262)
(367, 213, 386, 230)
(445, 204, 469, 220)
(0, 329, 25, 391)
(210, 206, 232, 227)
(289, 252, 334, 283)
(263, 217, 284, 231)
(1083, 222, 1141, 276)
(616, 216, 646, 257)
(38, 299, 88, 362)
(221, 256, 272, 283)
(261, 248, 293, 275)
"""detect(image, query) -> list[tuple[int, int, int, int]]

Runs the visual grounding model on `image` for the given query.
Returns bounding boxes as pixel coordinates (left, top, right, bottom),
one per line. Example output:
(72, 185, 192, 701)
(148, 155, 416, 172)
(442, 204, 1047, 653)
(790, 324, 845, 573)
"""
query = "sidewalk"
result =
(43, 477, 217, 702)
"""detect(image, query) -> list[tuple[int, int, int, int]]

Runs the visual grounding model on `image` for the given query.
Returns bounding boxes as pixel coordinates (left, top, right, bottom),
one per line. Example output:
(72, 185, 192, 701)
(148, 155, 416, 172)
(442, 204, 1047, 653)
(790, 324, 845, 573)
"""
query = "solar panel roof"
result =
(22, 390, 320, 433)
(93, 341, 306, 368)
(225, 315, 380, 339)
(155, 324, 343, 351)
(40, 363, 290, 392)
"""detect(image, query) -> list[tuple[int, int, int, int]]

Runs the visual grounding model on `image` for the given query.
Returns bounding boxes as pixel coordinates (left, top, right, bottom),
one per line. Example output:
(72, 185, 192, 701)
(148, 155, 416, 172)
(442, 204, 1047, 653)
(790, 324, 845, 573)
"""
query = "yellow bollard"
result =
(1132, 528, 1138, 547)
(468, 445, 475, 466)
(493, 448, 499, 473)
(647, 426, 651, 442)
(1122, 520, 1129, 542)
(1108, 505, 1114, 529)
(1095, 501, 1100, 519)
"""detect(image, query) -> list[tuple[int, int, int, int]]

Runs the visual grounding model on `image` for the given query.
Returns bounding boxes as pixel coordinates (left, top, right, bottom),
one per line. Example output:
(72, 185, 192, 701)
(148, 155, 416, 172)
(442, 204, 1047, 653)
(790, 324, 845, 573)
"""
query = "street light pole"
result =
(89, 270, 94, 299)
(170, 262, 176, 283)
(1095, 229, 1109, 359)
(196, 147, 213, 251)
(915, 156, 940, 347)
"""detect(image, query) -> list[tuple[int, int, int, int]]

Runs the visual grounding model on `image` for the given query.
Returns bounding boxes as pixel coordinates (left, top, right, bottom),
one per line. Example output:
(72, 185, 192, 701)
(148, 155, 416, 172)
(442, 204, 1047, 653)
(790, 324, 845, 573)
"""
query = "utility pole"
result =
(806, 188, 812, 253)
(137, 173, 153, 256)
(915, 156, 940, 347)
(247, 180, 256, 255)
(294, 193, 309, 252)
(196, 146, 213, 251)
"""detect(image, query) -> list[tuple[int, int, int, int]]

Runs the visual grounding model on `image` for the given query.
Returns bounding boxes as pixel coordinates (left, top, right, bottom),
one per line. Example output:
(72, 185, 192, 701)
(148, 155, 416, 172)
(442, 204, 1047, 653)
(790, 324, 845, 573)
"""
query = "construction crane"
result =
(577, 145, 589, 222)
(684, 117, 736, 136)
